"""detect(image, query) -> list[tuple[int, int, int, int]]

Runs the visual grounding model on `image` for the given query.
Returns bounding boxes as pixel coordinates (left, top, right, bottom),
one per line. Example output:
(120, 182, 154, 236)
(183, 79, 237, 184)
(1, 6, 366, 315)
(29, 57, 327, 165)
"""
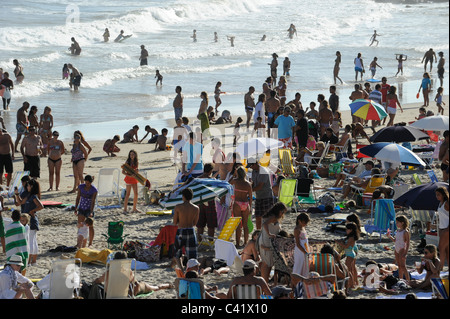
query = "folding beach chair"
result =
(412, 173, 422, 185)
(431, 278, 449, 300)
(409, 209, 433, 234)
(309, 252, 349, 291)
(231, 284, 263, 299)
(102, 221, 128, 250)
(350, 174, 386, 196)
(96, 168, 121, 208)
(290, 273, 332, 299)
(278, 178, 298, 209)
(278, 148, 296, 176)
(332, 139, 350, 162)
(427, 170, 439, 183)
(364, 199, 397, 241)
(308, 141, 330, 169)
(174, 278, 205, 299)
(48, 258, 82, 299)
(201, 217, 242, 247)
(105, 258, 136, 299)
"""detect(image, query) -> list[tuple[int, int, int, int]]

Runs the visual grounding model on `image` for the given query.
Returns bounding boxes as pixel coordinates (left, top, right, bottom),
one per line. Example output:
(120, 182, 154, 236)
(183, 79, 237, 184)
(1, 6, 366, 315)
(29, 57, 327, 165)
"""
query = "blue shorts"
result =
(355, 67, 363, 72)
(78, 208, 94, 218)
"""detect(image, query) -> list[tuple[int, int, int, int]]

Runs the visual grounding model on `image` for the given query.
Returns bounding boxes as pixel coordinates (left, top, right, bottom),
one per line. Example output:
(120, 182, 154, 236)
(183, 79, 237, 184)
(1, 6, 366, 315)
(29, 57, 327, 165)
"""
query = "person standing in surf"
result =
(69, 37, 81, 55)
(334, 51, 343, 85)
(395, 54, 407, 76)
(354, 53, 365, 82)
(103, 28, 110, 42)
(13, 59, 24, 84)
(369, 57, 383, 79)
(139, 45, 149, 66)
(269, 53, 278, 84)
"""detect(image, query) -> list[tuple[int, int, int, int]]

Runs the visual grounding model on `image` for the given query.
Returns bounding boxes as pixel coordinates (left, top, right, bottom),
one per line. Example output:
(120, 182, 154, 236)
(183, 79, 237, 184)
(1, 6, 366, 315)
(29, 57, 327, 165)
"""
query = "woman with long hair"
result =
(47, 131, 65, 191)
(386, 85, 403, 127)
(230, 166, 253, 246)
(122, 150, 141, 213)
(334, 51, 343, 84)
(70, 133, 88, 193)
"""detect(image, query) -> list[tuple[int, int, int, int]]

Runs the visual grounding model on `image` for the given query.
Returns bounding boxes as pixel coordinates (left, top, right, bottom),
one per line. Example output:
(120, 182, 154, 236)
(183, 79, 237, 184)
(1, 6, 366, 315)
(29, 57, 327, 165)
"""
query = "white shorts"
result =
(387, 107, 397, 115)
(29, 229, 39, 255)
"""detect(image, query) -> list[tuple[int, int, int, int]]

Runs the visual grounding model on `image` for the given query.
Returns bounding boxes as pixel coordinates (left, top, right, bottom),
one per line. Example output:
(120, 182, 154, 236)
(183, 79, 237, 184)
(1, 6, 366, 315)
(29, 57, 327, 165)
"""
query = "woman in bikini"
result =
(122, 150, 142, 213)
(28, 105, 39, 131)
(47, 131, 64, 191)
(70, 133, 88, 193)
(214, 81, 223, 115)
(334, 51, 343, 84)
(74, 130, 92, 156)
(229, 166, 253, 247)
(39, 106, 53, 157)
(13, 59, 24, 84)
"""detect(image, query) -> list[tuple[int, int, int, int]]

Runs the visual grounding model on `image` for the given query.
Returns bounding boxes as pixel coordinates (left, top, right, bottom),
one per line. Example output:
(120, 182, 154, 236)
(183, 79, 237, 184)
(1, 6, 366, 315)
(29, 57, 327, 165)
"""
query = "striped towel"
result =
(5, 221, 29, 266)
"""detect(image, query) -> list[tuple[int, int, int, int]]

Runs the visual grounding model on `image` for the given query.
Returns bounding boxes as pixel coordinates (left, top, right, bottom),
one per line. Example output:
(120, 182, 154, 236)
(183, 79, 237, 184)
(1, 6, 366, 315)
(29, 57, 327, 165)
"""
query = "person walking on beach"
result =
(244, 86, 256, 129)
(422, 48, 437, 72)
(329, 85, 339, 114)
(103, 28, 110, 42)
(437, 51, 445, 87)
(214, 81, 224, 115)
(369, 30, 380, 46)
(139, 45, 149, 66)
(253, 93, 266, 132)
(20, 126, 42, 180)
(173, 86, 184, 121)
(395, 54, 407, 76)
(334, 51, 343, 85)
(173, 188, 200, 262)
(47, 131, 64, 191)
(69, 37, 81, 55)
(122, 150, 142, 214)
(418, 72, 432, 107)
(386, 86, 403, 127)
(369, 57, 382, 79)
(14, 102, 29, 153)
(354, 53, 365, 81)
(0, 72, 14, 110)
(0, 129, 14, 187)
(13, 59, 24, 84)
(197, 92, 210, 139)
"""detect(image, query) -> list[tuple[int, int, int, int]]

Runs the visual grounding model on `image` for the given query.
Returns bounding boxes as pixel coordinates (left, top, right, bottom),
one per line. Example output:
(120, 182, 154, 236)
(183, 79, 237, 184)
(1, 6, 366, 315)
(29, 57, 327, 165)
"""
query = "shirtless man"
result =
(14, 101, 29, 152)
(173, 86, 184, 121)
(369, 30, 380, 47)
(265, 90, 280, 134)
(244, 86, 256, 129)
(122, 125, 139, 143)
(349, 84, 365, 123)
(318, 102, 334, 136)
(173, 188, 200, 262)
(287, 92, 303, 113)
(215, 152, 237, 181)
(269, 53, 278, 83)
(422, 48, 437, 72)
(225, 260, 272, 299)
(69, 37, 81, 55)
(437, 51, 445, 87)
(139, 45, 149, 66)
(0, 129, 15, 186)
(20, 126, 43, 179)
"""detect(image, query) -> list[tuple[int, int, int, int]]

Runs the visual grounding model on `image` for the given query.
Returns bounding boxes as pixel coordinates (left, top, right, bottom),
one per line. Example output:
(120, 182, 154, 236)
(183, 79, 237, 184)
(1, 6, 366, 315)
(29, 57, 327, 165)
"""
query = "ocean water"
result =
(0, 0, 448, 141)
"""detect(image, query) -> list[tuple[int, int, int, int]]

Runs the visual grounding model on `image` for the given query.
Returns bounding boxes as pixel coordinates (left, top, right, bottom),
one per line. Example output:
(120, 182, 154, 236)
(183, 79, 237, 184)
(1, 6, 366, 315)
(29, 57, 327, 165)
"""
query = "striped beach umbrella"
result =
(159, 179, 229, 209)
(349, 99, 387, 121)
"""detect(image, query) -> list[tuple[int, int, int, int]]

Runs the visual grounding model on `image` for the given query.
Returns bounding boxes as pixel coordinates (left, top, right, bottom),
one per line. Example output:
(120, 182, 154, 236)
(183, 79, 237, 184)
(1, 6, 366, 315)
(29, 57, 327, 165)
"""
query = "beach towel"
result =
(75, 248, 113, 264)
(4, 221, 29, 268)
(198, 112, 210, 136)
(215, 197, 229, 231)
(271, 236, 296, 275)
(214, 239, 241, 266)
(152, 225, 178, 258)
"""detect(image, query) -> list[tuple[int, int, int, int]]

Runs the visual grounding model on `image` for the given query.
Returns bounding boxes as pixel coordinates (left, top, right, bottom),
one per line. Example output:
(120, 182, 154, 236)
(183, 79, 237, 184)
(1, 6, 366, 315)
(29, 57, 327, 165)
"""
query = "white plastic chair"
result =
(105, 258, 135, 299)
(48, 258, 82, 299)
(96, 168, 121, 207)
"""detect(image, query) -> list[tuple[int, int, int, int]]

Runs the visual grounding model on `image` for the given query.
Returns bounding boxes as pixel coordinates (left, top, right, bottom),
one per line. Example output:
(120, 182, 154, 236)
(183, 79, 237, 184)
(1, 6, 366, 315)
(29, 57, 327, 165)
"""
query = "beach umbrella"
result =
(349, 99, 387, 121)
(394, 182, 449, 210)
(159, 178, 230, 209)
(235, 137, 283, 159)
(359, 142, 426, 166)
(409, 115, 449, 132)
(369, 125, 430, 143)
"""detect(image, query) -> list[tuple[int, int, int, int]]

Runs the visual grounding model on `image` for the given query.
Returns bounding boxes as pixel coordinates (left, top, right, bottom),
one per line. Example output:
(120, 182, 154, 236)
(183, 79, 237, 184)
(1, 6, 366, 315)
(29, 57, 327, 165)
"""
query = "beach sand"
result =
(0, 96, 448, 300)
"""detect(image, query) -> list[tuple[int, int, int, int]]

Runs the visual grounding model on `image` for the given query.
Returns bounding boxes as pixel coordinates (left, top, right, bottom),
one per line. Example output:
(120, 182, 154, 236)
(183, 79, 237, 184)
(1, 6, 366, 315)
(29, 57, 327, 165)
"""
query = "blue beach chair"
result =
(364, 199, 397, 241)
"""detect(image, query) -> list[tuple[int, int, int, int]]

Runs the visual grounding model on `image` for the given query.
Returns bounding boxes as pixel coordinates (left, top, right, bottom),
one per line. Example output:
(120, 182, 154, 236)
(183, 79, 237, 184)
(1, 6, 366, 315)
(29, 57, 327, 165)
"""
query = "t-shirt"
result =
(0, 268, 33, 299)
(381, 84, 390, 103)
(184, 142, 204, 175)
(251, 166, 273, 199)
(254, 101, 265, 124)
(368, 90, 382, 105)
(296, 118, 309, 147)
(78, 184, 98, 211)
(23, 194, 39, 231)
(421, 78, 431, 90)
(274, 115, 296, 139)
(329, 94, 339, 112)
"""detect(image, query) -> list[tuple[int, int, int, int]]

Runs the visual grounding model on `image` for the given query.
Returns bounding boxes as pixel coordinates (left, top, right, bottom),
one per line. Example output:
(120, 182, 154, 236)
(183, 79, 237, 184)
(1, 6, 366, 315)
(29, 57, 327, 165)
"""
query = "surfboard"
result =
(366, 78, 381, 83)
(146, 210, 172, 215)
(41, 200, 64, 207)
(121, 163, 151, 188)
(115, 35, 133, 42)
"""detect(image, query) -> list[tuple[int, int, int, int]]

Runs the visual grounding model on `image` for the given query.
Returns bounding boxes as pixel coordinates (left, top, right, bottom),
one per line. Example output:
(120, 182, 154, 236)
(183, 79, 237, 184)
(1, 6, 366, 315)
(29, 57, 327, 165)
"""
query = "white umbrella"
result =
(360, 142, 426, 167)
(235, 137, 283, 159)
(410, 115, 449, 132)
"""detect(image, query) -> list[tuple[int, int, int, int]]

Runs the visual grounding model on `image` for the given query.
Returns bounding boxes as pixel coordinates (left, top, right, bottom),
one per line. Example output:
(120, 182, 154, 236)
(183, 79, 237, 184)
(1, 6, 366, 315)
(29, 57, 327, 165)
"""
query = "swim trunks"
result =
(0, 153, 13, 174)
(175, 228, 198, 259)
(16, 123, 27, 135)
(24, 155, 40, 178)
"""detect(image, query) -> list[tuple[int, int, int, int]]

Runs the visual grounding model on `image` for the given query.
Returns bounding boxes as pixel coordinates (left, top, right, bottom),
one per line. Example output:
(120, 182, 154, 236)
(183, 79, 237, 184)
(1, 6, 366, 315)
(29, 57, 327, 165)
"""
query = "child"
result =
(252, 116, 266, 137)
(155, 128, 168, 151)
(155, 70, 163, 85)
(434, 87, 445, 115)
(20, 213, 31, 255)
(77, 217, 93, 248)
(103, 135, 121, 157)
(293, 212, 311, 277)
(331, 111, 342, 138)
(240, 230, 261, 263)
(305, 102, 319, 120)
(122, 150, 141, 213)
(182, 117, 192, 133)
(410, 244, 441, 290)
(415, 107, 427, 120)
(338, 222, 359, 288)
(386, 215, 410, 281)
(62, 63, 70, 80)
(233, 117, 243, 147)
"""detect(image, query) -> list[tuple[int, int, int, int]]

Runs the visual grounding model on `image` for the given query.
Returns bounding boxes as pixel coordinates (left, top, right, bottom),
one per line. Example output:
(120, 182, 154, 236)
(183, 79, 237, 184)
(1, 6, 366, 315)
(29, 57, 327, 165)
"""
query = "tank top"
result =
(437, 201, 449, 229)
(71, 145, 85, 161)
(355, 57, 362, 69)
(299, 229, 309, 253)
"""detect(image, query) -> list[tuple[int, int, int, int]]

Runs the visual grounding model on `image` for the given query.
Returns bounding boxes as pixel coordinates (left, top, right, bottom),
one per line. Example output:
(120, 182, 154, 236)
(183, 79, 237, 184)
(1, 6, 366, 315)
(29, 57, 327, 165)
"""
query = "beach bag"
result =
(318, 192, 336, 209)
(135, 245, 161, 262)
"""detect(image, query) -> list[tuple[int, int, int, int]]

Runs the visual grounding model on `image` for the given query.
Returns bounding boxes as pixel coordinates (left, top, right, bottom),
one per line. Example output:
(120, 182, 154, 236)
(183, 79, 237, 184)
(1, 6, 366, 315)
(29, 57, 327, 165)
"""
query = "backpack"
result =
(318, 192, 336, 209)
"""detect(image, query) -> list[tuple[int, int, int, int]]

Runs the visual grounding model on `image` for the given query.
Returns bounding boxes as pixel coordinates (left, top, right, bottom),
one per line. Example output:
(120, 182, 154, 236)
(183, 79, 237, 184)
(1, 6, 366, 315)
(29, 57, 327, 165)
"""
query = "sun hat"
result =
(7, 255, 24, 267)
(186, 259, 200, 269)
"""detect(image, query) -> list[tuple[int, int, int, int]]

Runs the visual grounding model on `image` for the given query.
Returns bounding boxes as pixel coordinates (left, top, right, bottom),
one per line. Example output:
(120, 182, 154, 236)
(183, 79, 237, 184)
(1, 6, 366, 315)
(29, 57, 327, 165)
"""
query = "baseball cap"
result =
(243, 259, 258, 270)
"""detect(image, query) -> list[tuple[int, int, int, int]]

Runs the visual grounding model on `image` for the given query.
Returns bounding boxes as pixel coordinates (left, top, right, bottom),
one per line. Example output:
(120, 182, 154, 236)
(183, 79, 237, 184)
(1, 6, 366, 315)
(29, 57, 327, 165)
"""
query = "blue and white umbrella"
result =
(359, 142, 426, 166)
